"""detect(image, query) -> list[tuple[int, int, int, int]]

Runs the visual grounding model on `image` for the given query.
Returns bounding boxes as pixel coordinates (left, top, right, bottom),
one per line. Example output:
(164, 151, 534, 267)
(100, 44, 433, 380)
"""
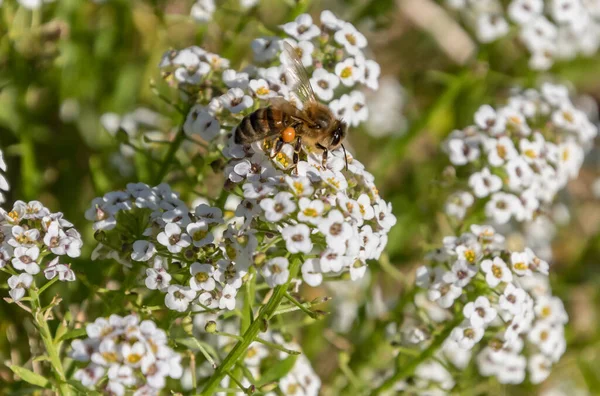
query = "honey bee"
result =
(234, 42, 348, 168)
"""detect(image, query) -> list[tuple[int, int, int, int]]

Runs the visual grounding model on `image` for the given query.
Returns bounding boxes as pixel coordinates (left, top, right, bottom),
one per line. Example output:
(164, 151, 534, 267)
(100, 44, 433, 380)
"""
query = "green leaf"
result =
(256, 355, 298, 387)
(174, 337, 213, 353)
(57, 327, 88, 343)
(9, 365, 50, 388)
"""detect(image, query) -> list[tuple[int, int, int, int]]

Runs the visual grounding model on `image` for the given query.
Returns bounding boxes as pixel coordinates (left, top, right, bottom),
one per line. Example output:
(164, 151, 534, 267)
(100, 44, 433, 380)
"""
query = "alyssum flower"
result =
(444, 83, 597, 225)
(70, 314, 182, 394)
(401, 226, 566, 387)
(0, 200, 81, 301)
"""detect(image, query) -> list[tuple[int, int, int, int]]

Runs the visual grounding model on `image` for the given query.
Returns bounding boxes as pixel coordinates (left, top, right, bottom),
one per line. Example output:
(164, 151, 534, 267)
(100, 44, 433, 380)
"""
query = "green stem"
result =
(371, 316, 462, 395)
(154, 119, 188, 185)
(29, 287, 73, 396)
(199, 259, 301, 395)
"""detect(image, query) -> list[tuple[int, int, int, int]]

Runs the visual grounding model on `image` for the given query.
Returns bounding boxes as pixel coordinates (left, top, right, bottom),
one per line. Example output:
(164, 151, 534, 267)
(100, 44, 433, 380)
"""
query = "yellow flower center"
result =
(127, 353, 142, 364)
(256, 87, 270, 96)
(513, 262, 527, 271)
(340, 66, 353, 79)
(524, 149, 537, 159)
(345, 33, 356, 45)
(193, 230, 208, 241)
(293, 181, 304, 194)
(8, 211, 19, 222)
(491, 264, 503, 279)
(463, 249, 476, 263)
(195, 272, 209, 283)
(327, 177, 341, 188)
(303, 208, 318, 217)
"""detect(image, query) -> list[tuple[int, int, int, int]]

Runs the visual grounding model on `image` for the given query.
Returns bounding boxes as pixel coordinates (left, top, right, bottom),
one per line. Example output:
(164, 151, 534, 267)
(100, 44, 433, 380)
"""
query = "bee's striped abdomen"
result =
(234, 107, 288, 144)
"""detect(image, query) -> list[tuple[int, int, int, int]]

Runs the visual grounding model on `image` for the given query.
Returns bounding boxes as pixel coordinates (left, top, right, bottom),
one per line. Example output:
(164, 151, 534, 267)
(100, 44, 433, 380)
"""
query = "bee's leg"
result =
(321, 148, 328, 168)
(293, 136, 302, 166)
(270, 137, 284, 159)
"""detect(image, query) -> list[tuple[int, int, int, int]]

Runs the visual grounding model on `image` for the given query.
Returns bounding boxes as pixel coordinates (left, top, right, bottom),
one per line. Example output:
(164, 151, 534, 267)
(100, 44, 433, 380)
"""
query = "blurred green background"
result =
(1, 0, 600, 394)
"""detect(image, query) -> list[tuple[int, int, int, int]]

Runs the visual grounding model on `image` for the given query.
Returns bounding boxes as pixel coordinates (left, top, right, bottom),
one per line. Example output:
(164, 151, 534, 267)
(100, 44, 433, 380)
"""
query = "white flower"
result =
(447, 138, 480, 165)
(260, 192, 296, 222)
(157, 223, 191, 254)
(184, 105, 220, 141)
(510, 250, 533, 277)
(186, 222, 214, 248)
(73, 364, 105, 388)
(485, 136, 518, 166)
(475, 104, 506, 135)
(320, 10, 345, 31)
(297, 198, 325, 225)
(451, 320, 485, 349)
(8, 273, 33, 301)
(281, 14, 320, 41)
(310, 69, 340, 102)
(481, 257, 513, 287)
(318, 210, 353, 248)
(285, 175, 315, 197)
(443, 260, 478, 288)
(131, 241, 156, 262)
(262, 257, 290, 287)
(280, 39, 314, 67)
(219, 88, 253, 113)
(249, 78, 276, 99)
(219, 284, 238, 310)
(301, 258, 323, 286)
(428, 278, 463, 308)
(11, 225, 40, 247)
(373, 198, 396, 231)
(122, 342, 146, 367)
(335, 58, 359, 87)
(485, 192, 521, 224)
(282, 224, 313, 254)
(528, 354, 551, 384)
(357, 56, 381, 90)
(463, 296, 497, 328)
(499, 283, 528, 316)
(190, 0, 215, 23)
(469, 168, 502, 198)
(194, 204, 223, 224)
(251, 37, 280, 62)
(44, 258, 75, 282)
(445, 191, 474, 220)
(346, 91, 368, 127)
(189, 263, 216, 291)
(222, 69, 250, 89)
(165, 285, 196, 312)
(11, 246, 40, 274)
(508, 0, 543, 25)
(476, 13, 509, 43)
(145, 267, 171, 291)
(334, 22, 367, 55)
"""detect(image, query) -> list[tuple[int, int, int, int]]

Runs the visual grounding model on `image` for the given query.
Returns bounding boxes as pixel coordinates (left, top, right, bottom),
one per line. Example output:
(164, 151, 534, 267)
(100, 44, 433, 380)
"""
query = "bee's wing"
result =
(281, 42, 317, 106)
(269, 97, 308, 121)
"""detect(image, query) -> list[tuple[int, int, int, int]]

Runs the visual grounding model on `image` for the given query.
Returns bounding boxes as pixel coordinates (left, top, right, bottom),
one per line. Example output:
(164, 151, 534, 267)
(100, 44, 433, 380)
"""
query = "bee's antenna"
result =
(341, 144, 348, 171)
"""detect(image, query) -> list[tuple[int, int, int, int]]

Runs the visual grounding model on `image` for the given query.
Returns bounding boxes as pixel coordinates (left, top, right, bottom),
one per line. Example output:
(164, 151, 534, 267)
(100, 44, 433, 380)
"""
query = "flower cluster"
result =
(70, 314, 182, 394)
(409, 226, 567, 386)
(158, 10, 379, 146)
(0, 149, 7, 204)
(224, 139, 395, 287)
(443, 83, 597, 224)
(0, 200, 81, 301)
(86, 183, 263, 314)
(446, 0, 600, 69)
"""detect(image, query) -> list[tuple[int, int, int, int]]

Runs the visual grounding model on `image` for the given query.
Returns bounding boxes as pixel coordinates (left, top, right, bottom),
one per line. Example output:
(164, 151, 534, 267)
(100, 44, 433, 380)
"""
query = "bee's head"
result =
(326, 120, 347, 150)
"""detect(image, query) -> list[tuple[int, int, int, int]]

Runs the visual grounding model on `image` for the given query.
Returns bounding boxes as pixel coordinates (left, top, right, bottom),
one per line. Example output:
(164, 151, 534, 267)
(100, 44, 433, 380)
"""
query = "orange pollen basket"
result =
(282, 127, 296, 143)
